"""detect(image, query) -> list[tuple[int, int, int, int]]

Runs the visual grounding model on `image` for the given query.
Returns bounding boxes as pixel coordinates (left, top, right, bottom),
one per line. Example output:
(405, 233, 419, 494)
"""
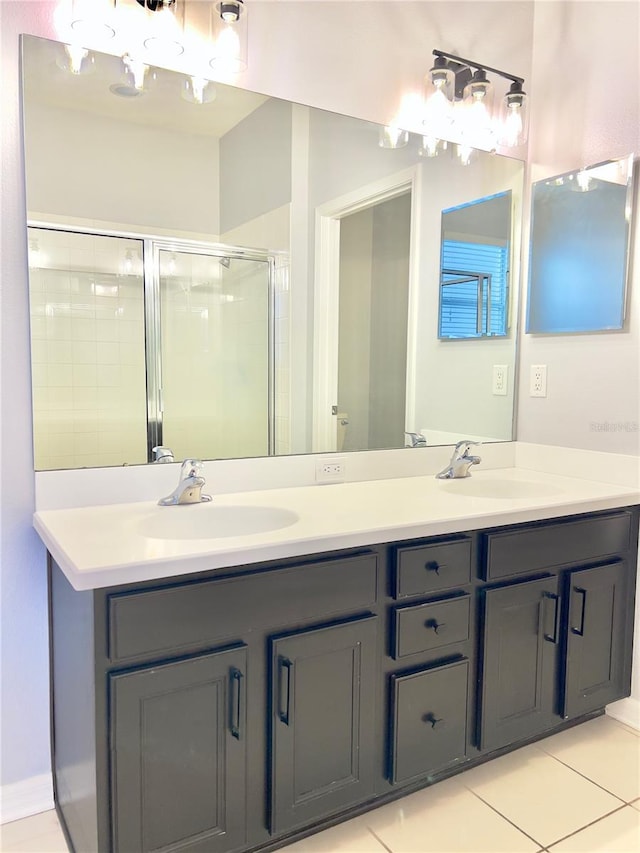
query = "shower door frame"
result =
(28, 221, 277, 462)
(148, 238, 277, 460)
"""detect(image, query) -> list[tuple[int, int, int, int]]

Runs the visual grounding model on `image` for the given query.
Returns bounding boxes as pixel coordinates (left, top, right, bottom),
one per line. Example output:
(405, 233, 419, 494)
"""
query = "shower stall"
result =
(27, 225, 284, 470)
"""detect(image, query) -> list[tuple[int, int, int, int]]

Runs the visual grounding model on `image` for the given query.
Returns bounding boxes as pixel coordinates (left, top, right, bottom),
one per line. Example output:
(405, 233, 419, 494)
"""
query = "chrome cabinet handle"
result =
(229, 668, 243, 740)
(571, 587, 587, 636)
(278, 657, 292, 725)
(543, 591, 560, 644)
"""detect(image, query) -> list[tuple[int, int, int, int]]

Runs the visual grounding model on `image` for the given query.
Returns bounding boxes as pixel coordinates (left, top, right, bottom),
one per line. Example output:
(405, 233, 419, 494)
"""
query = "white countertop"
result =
(34, 466, 640, 591)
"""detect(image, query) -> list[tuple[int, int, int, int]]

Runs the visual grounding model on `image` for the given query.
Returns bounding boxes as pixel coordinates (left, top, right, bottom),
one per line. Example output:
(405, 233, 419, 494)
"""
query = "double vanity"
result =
(35, 460, 640, 853)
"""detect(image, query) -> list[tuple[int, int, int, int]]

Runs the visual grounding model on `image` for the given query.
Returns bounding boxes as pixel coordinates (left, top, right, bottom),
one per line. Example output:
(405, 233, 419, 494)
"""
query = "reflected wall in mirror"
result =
(527, 156, 635, 334)
(22, 35, 524, 470)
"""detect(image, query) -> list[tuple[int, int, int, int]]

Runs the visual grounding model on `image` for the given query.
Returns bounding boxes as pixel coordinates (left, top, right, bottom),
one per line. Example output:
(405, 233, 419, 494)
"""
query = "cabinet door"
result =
(480, 577, 560, 751)
(270, 616, 377, 834)
(110, 646, 247, 853)
(390, 658, 469, 784)
(563, 561, 628, 718)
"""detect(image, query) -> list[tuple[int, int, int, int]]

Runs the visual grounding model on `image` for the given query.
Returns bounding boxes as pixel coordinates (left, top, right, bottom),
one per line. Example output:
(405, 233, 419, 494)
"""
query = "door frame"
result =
(312, 165, 423, 452)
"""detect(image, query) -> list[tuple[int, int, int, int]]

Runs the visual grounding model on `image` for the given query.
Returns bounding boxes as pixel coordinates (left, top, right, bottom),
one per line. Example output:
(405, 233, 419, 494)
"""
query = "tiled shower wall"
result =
(28, 229, 147, 470)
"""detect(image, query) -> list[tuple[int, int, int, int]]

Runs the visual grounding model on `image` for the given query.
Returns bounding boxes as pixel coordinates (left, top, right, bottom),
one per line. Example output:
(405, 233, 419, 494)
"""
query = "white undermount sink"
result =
(440, 478, 564, 500)
(138, 504, 300, 540)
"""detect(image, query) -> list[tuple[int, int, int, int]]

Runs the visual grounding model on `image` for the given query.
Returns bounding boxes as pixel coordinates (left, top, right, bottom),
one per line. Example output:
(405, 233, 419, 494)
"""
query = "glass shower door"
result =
(157, 247, 272, 461)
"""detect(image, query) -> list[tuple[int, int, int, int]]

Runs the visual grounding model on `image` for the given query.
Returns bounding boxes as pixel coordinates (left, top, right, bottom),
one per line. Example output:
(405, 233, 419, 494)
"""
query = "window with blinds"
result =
(439, 241, 509, 339)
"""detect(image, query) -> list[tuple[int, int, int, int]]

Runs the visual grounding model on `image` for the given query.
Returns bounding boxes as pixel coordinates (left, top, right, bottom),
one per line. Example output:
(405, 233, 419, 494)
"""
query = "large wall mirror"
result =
(22, 35, 524, 471)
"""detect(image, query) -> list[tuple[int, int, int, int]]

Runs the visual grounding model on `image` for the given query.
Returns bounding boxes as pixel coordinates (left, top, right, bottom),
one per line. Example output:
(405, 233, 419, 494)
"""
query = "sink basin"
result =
(440, 478, 563, 500)
(138, 505, 299, 540)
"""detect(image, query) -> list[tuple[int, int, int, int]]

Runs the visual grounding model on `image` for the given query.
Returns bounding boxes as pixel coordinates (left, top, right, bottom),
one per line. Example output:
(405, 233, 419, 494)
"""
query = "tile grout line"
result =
(463, 786, 546, 849)
(534, 745, 632, 804)
(545, 803, 631, 850)
(366, 825, 394, 853)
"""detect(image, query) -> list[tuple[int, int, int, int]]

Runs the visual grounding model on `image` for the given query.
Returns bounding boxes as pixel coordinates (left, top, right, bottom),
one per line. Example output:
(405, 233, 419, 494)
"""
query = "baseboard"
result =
(0, 773, 54, 824)
(607, 697, 640, 731)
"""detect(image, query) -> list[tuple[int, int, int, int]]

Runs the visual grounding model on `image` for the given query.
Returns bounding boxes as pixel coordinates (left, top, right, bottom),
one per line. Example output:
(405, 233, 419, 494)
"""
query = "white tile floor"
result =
(1, 716, 638, 853)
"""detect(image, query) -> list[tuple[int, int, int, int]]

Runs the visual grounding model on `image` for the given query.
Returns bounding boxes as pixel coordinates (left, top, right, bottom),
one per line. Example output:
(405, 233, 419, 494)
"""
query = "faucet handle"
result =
(180, 458, 203, 479)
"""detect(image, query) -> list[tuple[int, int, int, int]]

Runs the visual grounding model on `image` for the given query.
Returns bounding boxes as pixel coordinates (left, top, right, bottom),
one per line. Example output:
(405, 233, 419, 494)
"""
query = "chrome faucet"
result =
(436, 440, 481, 479)
(158, 459, 212, 506)
(152, 445, 175, 464)
(405, 431, 427, 448)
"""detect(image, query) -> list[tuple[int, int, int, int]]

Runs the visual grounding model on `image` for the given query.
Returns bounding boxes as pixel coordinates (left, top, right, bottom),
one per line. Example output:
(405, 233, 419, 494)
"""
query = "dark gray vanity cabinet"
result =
(48, 506, 638, 853)
(110, 646, 247, 853)
(269, 616, 378, 834)
(563, 560, 630, 718)
(479, 577, 560, 751)
(479, 510, 636, 752)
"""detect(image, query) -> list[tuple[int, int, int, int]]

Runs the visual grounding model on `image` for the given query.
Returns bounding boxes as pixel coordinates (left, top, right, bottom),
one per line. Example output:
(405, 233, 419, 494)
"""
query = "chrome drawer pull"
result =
(425, 561, 447, 575)
(423, 712, 445, 729)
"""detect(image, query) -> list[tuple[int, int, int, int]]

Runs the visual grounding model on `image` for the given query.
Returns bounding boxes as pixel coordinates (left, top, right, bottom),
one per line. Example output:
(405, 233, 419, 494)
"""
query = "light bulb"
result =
(67, 0, 116, 45)
(142, 5, 185, 60)
(499, 81, 528, 147)
(423, 55, 454, 136)
(210, 0, 247, 72)
(168, 254, 177, 275)
(182, 76, 217, 105)
(64, 44, 89, 74)
(576, 170, 592, 192)
(214, 25, 241, 71)
(378, 125, 409, 149)
(456, 143, 475, 166)
(123, 251, 133, 275)
(122, 54, 149, 91)
(460, 70, 496, 152)
(419, 136, 442, 158)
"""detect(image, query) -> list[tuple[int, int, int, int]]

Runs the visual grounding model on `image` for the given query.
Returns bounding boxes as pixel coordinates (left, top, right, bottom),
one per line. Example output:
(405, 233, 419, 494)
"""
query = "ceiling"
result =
(22, 35, 269, 138)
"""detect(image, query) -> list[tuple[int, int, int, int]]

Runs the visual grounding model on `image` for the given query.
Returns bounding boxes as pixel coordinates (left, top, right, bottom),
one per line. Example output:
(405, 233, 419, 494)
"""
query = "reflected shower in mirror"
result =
(527, 156, 635, 334)
(22, 35, 524, 470)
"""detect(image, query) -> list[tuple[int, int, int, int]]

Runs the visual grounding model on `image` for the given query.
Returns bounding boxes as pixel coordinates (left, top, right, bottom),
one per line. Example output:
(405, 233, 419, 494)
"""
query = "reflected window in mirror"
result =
(527, 156, 635, 334)
(438, 192, 511, 340)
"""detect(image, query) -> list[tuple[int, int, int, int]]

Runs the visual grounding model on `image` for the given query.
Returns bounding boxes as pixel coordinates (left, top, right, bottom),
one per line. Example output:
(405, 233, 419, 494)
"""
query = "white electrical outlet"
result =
(492, 364, 508, 396)
(530, 364, 547, 397)
(315, 457, 347, 484)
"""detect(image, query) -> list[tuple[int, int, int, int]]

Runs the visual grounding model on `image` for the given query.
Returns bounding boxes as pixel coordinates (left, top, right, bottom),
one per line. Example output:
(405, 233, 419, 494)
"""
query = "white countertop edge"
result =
(35, 484, 640, 592)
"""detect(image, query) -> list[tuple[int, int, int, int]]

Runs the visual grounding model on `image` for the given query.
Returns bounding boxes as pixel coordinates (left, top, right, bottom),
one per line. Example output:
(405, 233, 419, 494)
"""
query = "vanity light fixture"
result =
(424, 49, 528, 158)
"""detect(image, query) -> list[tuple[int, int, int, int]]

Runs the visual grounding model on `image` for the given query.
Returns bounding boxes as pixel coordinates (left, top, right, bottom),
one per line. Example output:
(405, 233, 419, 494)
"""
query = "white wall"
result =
(25, 101, 220, 237)
(518, 0, 640, 455)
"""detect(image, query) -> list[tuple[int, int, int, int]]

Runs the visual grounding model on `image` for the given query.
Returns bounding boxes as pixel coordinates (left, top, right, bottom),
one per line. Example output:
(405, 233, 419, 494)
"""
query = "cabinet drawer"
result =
(392, 595, 470, 659)
(108, 552, 377, 663)
(483, 511, 632, 581)
(393, 538, 471, 599)
(389, 658, 469, 784)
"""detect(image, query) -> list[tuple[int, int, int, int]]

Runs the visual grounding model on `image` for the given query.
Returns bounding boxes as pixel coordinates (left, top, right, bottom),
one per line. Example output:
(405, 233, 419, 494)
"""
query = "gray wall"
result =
(219, 98, 292, 234)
